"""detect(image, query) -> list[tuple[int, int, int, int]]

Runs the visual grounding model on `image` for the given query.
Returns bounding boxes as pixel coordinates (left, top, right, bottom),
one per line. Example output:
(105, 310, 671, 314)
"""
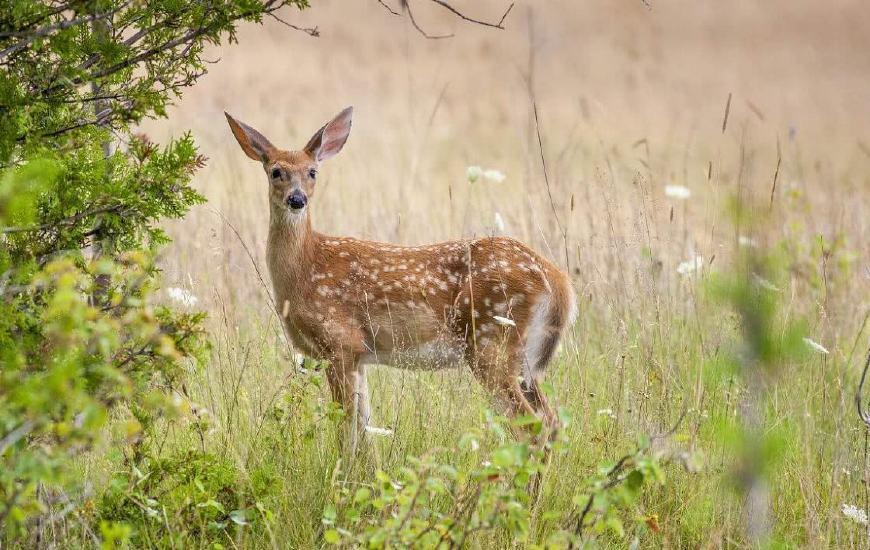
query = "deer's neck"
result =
(266, 211, 317, 300)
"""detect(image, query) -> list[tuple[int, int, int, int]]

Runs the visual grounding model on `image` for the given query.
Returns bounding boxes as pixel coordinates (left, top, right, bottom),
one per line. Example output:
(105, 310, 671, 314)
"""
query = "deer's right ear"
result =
(304, 107, 353, 162)
(224, 112, 276, 163)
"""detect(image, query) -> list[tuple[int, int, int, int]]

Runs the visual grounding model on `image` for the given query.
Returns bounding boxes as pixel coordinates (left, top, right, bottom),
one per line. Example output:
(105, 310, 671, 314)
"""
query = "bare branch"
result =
(401, 0, 453, 39)
(427, 0, 514, 30)
(375, 0, 401, 16)
(397, 0, 513, 39)
(267, 13, 319, 36)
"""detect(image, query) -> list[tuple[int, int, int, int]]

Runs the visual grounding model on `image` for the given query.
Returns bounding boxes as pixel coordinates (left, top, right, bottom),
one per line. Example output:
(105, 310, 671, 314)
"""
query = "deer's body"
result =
(227, 107, 576, 447)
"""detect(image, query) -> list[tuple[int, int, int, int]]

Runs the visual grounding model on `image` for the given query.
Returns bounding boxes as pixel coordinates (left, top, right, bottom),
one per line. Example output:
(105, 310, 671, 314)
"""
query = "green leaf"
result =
(323, 529, 341, 544)
(606, 516, 625, 538)
(354, 487, 372, 505)
(322, 503, 337, 524)
(492, 447, 516, 468)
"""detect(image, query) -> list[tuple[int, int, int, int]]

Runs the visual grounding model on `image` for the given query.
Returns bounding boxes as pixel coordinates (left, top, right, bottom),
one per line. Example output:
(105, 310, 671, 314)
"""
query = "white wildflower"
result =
(494, 212, 506, 232)
(738, 235, 758, 248)
(466, 165, 483, 183)
(596, 408, 616, 419)
(842, 503, 868, 525)
(664, 185, 691, 199)
(751, 272, 781, 292)
(167, 287, 198, 307)
(483, 169, 506, 183)
(676, 256, 704, 276)
(803, 337, 830, 355)
(364, 426, 394, 437)
(493, 315, 516, 327)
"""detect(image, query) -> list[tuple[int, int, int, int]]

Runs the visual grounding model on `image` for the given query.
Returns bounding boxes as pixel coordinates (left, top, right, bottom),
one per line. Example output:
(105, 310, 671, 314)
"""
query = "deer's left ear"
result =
(304, 107, 353, 162)
(225, 112, 276, 163)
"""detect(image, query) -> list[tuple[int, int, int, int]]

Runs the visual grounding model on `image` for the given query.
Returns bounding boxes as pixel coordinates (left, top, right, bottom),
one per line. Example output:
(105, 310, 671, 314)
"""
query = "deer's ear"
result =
(304, 107, 353, 162)
(225, 112, 276, 163)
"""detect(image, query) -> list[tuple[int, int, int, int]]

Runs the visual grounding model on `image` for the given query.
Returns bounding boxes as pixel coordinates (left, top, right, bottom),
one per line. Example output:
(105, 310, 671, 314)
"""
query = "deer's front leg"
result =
(325, 350, 370, 455)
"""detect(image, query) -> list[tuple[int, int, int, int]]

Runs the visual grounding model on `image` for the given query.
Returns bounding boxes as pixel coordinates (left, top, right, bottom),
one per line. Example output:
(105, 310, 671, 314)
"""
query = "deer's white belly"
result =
(359, 338, 466, 370)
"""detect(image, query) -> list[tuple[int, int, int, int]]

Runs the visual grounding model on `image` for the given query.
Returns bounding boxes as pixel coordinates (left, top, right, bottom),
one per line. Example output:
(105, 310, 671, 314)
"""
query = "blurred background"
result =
(147, 0, 869, 309)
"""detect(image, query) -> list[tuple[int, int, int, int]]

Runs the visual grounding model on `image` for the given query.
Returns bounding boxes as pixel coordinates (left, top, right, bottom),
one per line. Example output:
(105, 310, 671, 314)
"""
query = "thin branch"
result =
(398, 0, 514, 39)
(401, 0, 452, 39)
(375, 0, 401, 16)
(427, 0, 514, 30)
(267, 13, 319, 36)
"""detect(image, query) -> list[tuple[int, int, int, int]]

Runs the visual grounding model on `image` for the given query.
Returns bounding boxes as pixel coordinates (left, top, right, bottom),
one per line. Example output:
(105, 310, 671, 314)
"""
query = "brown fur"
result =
(226, 108, 576, 446)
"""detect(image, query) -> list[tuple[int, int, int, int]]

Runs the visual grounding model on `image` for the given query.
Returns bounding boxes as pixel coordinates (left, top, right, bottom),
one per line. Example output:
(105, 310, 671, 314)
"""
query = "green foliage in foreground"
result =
(322, 426, 665, 548)
(0, 0, 307, 541)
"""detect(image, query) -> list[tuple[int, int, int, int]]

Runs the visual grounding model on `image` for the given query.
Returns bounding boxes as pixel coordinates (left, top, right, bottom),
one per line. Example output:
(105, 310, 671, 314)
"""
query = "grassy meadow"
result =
(84, 0, 870, 547)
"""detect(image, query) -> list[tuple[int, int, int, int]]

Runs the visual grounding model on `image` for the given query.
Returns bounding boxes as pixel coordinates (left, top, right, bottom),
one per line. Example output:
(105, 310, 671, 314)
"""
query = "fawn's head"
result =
(224, 107, 353, 223)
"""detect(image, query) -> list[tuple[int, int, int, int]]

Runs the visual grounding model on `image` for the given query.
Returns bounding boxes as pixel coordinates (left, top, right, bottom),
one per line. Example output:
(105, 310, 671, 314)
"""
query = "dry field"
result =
(129, 0, 870, 546)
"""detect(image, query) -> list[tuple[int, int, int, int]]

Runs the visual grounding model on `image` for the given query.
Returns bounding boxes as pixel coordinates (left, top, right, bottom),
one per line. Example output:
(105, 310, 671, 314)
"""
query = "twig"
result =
(427, 0, 514, 29)
(401, 0, 452, 39)
(375, 0, 401, 16)
(398, 0, 514, 39)
(267, 13, 319, 36)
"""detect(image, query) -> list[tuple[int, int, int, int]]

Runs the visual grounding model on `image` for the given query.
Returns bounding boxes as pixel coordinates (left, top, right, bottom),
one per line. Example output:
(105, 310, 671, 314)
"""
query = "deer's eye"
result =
(270, 167, 281, 179)
(308, 168, 317, 179)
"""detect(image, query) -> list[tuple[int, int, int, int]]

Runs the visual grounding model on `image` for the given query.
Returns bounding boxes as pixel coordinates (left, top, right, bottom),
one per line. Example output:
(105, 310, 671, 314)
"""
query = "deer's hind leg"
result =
(520, 375, 559, 443)
(466, 336, 539, 438)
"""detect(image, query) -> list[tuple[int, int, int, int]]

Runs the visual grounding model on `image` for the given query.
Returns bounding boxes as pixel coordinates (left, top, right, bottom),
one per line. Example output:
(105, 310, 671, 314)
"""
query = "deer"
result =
(225, 107, 577, 452)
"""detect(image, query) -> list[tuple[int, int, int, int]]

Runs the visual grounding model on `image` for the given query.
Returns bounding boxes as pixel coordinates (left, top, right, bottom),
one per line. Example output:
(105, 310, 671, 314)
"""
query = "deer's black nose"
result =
(287, 191, 307, 210)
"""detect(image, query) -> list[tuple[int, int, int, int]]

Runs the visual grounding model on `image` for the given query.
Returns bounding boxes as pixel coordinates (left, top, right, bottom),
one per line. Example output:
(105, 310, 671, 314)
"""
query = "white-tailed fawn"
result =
(225, 107, 576, 451)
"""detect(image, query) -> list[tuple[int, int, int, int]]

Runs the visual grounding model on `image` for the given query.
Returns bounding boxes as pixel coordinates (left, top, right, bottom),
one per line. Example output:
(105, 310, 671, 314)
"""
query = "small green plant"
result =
(322, 413, 671, 548)
(98, 448, 276, 547)
(553, 434, 667, 548)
